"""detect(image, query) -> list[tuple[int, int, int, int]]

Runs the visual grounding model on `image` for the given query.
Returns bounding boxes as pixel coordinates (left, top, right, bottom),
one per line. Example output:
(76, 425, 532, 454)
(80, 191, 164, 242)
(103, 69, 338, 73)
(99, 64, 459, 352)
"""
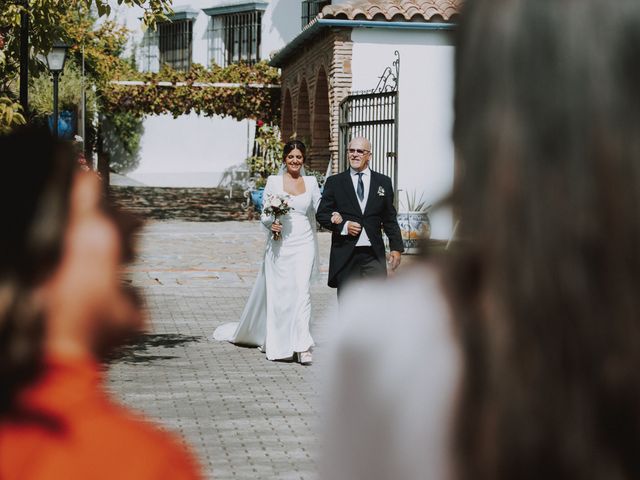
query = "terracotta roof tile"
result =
(320, 0, 462, 22)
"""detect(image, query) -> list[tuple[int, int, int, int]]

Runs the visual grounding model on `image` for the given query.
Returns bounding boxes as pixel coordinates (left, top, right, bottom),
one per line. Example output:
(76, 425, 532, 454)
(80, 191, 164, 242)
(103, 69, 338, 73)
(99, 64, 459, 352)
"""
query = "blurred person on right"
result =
(0, 127, 202, 480)
(322, 0, 640, 479)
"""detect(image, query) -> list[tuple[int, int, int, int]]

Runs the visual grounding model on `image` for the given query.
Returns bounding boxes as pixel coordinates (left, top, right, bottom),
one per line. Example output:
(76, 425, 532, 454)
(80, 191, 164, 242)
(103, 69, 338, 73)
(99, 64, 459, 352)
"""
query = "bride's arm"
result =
(316, 175, 346, 232)
(310, 177, 322, 212)
(260, 176, 275, 229)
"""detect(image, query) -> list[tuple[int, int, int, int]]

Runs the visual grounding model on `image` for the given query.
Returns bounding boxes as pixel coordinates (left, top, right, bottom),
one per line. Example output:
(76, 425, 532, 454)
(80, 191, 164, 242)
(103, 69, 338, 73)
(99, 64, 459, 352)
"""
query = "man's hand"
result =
(388, 251, 401, 271)
(347, 222, 362, 237)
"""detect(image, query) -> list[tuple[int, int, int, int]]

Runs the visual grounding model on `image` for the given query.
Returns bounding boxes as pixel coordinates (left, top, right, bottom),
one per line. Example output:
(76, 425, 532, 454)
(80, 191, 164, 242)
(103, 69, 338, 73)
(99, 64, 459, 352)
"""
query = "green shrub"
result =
(247, 124, 283, 188)
(29, 60, 96, 117)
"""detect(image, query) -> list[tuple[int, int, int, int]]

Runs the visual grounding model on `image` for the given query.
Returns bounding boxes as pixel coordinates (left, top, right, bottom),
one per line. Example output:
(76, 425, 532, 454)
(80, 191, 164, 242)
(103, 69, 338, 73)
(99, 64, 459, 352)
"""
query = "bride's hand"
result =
(331, 212, 343, 224)
(271, 222, 283, 233)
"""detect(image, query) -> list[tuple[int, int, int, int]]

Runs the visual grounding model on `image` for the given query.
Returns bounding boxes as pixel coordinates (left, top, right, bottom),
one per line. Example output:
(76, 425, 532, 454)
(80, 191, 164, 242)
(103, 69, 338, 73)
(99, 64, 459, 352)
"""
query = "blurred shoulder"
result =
(76, 401, 202, 477)
(327, 264, 460, 480)
(337, 264, 456, 352)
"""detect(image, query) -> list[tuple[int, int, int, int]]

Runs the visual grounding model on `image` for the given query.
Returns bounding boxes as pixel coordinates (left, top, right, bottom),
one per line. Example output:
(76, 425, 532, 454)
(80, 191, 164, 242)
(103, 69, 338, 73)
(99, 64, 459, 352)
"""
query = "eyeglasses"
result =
(347, 148, 370, 156)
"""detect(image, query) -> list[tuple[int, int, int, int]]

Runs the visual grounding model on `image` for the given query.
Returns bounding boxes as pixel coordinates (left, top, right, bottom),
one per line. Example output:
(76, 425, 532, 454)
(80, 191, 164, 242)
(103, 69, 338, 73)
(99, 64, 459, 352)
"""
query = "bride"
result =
(213, 140, 323, 365)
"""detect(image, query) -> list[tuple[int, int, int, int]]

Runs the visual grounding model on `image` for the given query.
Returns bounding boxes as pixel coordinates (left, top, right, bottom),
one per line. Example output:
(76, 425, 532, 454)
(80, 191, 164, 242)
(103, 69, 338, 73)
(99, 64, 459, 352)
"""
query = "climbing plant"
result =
(0, 97, 25, 133)
(0, 0, 171, 131)
(247, 123, 283, 188)
(0, 1, 281, 167)
(102, 62, 281, 124)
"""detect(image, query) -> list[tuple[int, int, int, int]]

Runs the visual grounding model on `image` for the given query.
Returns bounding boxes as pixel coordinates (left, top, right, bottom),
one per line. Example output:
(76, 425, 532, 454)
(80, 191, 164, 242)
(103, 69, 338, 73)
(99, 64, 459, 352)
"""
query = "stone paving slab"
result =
(108, 220, 421, 480)
(108, 221, 336, 480)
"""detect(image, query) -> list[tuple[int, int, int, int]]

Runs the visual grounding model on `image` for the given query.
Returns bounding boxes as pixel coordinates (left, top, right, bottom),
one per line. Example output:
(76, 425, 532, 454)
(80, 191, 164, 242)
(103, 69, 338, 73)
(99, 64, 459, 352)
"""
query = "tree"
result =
(0, 0, 171, 131)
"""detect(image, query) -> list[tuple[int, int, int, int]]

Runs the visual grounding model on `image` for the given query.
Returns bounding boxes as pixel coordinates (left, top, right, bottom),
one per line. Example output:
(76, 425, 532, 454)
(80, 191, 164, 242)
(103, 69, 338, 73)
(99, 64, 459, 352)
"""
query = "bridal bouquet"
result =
(263, 193, 292, 240)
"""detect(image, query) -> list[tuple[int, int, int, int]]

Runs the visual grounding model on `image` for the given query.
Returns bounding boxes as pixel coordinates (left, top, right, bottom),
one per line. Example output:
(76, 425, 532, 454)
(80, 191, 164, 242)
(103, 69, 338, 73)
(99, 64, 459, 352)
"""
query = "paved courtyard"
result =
(108, 221, 337, 480)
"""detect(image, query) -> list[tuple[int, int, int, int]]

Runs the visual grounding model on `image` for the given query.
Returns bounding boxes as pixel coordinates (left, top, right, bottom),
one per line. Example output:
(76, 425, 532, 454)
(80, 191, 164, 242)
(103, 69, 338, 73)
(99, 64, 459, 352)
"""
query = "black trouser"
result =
(336, 246, 387, 299)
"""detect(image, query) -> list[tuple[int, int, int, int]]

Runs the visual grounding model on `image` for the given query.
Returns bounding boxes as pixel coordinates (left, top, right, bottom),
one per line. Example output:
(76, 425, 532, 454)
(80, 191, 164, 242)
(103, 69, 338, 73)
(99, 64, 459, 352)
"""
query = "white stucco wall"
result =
(111, 0, 300, 74)
(351, 28, 456, 240)
(262, 0, 302, 59)
(117, 1, 211, 66)
(125, 114, 255, 187)
(104, 1, 298, 187)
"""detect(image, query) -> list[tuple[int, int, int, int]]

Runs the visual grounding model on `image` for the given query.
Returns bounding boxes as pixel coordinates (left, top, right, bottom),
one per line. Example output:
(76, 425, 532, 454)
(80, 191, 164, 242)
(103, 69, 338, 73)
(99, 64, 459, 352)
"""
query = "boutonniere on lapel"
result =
(377, 186, 386, 197)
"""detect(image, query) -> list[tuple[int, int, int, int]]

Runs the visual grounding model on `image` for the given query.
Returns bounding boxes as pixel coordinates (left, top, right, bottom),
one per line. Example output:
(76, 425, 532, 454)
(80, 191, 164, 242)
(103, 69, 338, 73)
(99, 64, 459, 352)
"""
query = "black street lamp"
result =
(42, 40, 70, 138)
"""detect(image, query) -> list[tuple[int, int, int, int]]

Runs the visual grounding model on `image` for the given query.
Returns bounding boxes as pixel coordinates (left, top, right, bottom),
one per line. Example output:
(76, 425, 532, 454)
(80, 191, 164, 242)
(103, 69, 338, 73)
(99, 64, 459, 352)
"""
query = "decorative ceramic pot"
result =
(397, 211, 431, 254)
(48, 110, 76, 139)
(251, 187, 265, 213)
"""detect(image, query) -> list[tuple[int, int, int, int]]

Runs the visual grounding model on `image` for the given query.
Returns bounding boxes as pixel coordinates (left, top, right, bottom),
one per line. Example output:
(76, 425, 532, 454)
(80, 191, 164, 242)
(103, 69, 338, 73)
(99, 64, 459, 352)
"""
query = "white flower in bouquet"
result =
(264, 194, 291, 216)
(263, 193, 292, 240)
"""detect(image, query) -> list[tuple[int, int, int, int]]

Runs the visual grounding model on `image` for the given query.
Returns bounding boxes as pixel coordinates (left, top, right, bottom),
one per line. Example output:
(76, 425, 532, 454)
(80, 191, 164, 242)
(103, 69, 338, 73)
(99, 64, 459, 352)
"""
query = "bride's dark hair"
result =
(283, 140, 306, 161)
(449, 0, 640, 478)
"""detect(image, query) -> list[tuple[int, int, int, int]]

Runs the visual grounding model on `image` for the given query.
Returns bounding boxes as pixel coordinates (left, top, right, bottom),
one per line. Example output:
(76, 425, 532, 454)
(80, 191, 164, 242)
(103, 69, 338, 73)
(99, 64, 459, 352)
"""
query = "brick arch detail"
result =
(295, 79, 311, 147)
(279, 29, 354, 174)
(309, 67, 331, 173)
(282, 89, 294, 141)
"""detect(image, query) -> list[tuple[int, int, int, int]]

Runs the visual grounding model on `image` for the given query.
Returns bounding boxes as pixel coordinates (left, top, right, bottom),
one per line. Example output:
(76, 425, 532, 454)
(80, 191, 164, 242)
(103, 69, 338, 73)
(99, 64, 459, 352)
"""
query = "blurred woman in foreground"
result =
(0, 127, 202, 479)
(323, 0, 640, 478)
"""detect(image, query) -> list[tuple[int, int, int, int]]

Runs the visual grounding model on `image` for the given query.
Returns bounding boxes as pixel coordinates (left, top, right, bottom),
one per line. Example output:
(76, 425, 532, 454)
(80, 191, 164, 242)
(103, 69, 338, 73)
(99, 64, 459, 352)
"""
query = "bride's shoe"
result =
(297, 350, 313, 365)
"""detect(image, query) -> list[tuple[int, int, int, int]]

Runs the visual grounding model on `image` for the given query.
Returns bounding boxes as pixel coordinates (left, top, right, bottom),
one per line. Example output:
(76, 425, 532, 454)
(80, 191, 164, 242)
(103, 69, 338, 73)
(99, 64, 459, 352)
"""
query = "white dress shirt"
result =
(341, 167, 372, 247)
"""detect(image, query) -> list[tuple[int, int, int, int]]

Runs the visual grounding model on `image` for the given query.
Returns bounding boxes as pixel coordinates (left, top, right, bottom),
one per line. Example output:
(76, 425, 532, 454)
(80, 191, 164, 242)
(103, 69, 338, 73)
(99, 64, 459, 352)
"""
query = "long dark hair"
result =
(0, 127, 77, 417)
(450, 0, 640, 478)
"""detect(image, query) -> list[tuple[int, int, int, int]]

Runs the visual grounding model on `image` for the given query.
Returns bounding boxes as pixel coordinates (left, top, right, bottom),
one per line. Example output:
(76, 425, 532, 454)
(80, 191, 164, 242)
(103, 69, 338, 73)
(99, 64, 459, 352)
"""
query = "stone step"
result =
(109, 186, 255, 222)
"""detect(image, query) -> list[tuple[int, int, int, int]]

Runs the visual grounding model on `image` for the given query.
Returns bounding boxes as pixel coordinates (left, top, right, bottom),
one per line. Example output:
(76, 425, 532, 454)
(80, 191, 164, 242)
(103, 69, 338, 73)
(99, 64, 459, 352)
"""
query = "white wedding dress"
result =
(213, 175, 321, 360)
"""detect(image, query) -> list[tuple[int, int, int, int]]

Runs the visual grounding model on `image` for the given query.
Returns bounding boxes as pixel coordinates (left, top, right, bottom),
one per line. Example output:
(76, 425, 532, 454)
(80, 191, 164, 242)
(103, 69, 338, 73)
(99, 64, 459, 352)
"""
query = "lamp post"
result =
(42, 41, 70, 138)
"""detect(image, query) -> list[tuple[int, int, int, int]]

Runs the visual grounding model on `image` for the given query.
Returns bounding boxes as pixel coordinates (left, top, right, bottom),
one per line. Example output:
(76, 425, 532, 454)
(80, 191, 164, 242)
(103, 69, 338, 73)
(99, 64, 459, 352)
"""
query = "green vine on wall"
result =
(101, 62, 281, 124)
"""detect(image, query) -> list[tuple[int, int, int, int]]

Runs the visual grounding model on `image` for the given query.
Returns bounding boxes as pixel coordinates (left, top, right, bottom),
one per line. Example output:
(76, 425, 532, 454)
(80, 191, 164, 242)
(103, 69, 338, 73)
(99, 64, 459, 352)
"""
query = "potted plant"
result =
(397, 190, 432, 254)
(246, 123, 283, 212)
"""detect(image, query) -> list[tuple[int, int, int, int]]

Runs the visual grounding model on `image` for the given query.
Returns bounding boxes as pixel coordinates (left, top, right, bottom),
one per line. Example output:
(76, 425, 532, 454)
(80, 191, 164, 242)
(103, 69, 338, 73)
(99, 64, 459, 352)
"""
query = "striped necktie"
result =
(356, 172, 364, 202)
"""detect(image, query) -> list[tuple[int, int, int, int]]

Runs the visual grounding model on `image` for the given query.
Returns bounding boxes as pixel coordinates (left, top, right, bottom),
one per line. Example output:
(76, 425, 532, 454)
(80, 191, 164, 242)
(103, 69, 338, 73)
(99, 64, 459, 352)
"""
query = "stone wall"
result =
(109, 187, 254, 222)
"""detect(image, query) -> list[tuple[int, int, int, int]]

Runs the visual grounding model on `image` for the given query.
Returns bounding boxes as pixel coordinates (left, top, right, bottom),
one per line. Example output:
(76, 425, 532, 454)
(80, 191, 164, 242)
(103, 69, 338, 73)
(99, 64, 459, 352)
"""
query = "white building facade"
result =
(350, 27, 455, 239)
(270, 0, 460, 239)
(108, 0, 301, 187)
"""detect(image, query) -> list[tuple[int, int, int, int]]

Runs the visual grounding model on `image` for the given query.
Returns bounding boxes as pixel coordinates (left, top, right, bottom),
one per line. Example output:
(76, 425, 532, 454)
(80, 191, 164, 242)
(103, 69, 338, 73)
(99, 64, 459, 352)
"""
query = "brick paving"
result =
(107, 220, 426, 479)
(107, 221, 336, 480)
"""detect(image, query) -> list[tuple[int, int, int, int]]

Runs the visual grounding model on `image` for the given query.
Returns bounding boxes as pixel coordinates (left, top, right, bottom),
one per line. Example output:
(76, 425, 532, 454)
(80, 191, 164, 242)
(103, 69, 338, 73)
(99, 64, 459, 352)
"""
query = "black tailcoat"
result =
(316, 170, 404, 288)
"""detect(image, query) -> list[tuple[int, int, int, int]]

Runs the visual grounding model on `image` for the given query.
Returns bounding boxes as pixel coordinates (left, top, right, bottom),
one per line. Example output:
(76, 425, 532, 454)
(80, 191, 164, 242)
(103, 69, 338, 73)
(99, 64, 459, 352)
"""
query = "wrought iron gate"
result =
(339, 51, 399, 192)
